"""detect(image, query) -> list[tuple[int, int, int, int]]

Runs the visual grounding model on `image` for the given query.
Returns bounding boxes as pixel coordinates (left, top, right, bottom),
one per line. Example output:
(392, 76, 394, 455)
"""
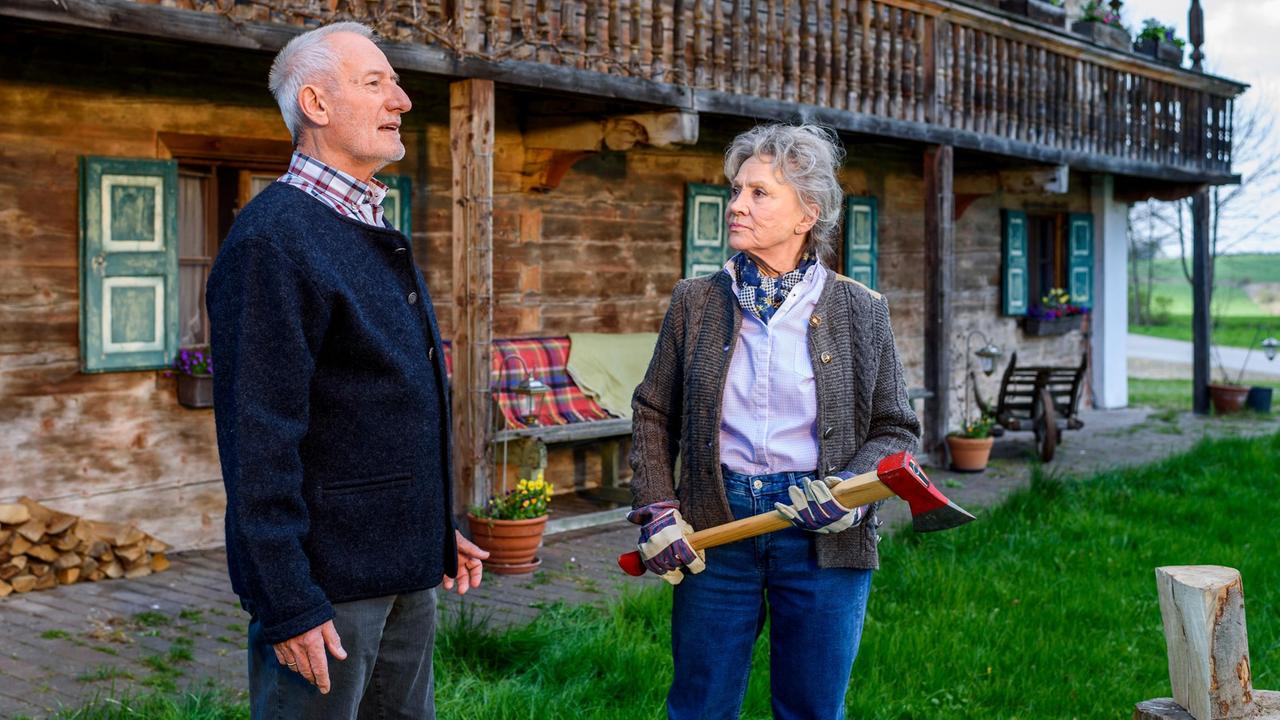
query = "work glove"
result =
(627, 501, 706, 585)
(774, 474, 865, 534)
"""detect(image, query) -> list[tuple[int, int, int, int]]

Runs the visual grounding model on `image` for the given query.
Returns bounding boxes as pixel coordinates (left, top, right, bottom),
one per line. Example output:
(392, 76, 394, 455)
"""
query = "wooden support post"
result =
(450, 79, 495, 516)
(1191, 188, 1211, 415)
(923, 145, 954, 460)
(1135, 566, 1280, 720)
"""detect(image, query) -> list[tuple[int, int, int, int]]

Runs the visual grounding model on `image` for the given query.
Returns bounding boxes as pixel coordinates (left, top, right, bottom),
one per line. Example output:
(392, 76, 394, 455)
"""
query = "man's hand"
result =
(273, 619, 347, 694)
(442, 529, 489, 595)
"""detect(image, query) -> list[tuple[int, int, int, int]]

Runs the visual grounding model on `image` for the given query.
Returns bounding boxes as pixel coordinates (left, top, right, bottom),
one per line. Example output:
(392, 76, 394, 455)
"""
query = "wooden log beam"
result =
(1152, 566, 1254, 720)
(1191, 188, 1211, 415)
(450, 79, 496, 516)
(923, 145, 954, 459)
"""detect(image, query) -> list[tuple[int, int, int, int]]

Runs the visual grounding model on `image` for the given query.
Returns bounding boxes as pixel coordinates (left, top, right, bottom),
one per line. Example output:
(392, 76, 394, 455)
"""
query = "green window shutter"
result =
(1001, 209, 1030, 316)
(375, 174, 413, 236)
(1067, 213, 1094, 307)
(80, 157, 179, 372)
(842, 196, 878, 289)
(683, 183, 731, 278)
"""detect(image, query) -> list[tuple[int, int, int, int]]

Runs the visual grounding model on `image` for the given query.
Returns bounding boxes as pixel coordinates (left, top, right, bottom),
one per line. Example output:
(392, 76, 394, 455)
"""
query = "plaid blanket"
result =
(442, 337, 618, 429)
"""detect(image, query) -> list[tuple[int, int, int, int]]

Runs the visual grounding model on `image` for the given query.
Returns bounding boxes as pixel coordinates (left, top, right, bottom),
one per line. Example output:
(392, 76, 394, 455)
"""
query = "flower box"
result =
(1071, 20, 1131, 52)
(1000, 0, 1067, 28)
(1133, 37, 1184, 67)
(1022, 314, 1083, 337)
(177, 373, 214, 409)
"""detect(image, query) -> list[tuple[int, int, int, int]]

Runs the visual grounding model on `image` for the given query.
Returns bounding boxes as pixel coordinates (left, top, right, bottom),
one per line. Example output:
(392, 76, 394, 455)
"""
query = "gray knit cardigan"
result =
(629, 268, 921, 569)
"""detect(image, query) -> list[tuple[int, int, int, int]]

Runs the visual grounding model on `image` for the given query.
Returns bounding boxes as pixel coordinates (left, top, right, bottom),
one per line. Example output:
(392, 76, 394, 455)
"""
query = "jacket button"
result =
(408, 292, 418, 305)
(810, 315, 822, 327)
(828, 464, 837, 473)
(394, 247, 407, 255)
(428, 347, 436, 360)
(820, 352, 832, 364)
(823, 426, 833, 438)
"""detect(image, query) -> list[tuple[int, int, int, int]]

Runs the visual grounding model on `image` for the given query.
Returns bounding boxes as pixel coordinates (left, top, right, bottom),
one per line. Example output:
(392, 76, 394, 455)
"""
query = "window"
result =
(1002, 210, 1093, 316)
(177, 165, 284, 347)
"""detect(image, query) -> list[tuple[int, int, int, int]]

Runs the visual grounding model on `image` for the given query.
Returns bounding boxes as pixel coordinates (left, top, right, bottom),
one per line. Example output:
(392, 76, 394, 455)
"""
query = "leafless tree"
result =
(1180, 95, 1280, 294)
(1128, 92, 1280, 319)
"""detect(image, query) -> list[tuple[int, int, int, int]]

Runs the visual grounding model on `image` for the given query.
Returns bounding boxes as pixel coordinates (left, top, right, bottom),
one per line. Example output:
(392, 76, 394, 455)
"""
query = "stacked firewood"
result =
(0, 497, 170, 597)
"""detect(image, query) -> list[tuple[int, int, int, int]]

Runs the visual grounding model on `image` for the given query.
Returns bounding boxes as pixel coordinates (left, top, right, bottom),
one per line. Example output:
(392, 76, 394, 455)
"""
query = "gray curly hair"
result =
(723, 124, 846, 265)
(269, 22, 376, 144)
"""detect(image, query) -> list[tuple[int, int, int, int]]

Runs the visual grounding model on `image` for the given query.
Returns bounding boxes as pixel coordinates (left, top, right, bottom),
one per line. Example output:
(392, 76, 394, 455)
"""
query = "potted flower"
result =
(1133, 18, 1185, 67)
(1072, 1, 1130, 52)
(172, 346, 213, 409)
(1209, 331, 1276, 415)
(1000, 0, 1067, 29)
(467, 472, 553, 574)
(1023, 288, 1090, 337)
(947, 410, 996, 472)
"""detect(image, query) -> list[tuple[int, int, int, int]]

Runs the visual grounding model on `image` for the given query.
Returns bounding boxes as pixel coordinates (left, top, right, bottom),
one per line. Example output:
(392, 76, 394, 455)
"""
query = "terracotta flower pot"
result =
(466, 513, 547, 574)
(1207, 383, 1249, 415)
(947, 435, 995, 473)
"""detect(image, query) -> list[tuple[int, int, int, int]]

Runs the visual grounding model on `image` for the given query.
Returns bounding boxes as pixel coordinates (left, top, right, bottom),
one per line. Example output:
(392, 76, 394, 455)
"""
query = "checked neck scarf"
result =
(732, 252, 816, 324)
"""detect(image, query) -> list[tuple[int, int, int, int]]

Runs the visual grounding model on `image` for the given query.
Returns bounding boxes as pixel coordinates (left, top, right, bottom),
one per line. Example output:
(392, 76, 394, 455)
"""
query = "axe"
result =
(618, 451, 974, 577)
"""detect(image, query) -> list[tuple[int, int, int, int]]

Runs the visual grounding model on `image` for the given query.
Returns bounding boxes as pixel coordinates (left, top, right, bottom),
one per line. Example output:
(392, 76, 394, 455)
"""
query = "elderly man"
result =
(207, 21, 487, 719)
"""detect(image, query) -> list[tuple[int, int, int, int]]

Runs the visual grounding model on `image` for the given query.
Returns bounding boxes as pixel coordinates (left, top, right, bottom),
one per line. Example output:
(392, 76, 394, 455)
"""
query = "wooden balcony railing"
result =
(20, 0, 1246, 179)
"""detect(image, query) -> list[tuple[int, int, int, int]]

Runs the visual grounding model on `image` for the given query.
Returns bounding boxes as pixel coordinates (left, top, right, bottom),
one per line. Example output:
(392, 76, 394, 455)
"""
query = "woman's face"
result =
(726, 155, 817, 271)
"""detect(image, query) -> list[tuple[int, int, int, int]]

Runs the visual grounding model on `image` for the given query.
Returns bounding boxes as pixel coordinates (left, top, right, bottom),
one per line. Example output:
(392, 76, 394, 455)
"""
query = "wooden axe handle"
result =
(618, 468, 895, 576)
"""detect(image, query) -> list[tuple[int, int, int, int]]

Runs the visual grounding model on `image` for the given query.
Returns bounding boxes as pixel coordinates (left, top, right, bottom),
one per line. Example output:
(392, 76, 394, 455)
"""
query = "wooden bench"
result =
(457, 339, 933, 532)
(444, 337, 635, 533)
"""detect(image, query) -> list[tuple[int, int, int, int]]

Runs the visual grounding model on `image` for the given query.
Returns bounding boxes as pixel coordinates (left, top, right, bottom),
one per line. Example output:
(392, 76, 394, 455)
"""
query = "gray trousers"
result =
(248, 589, 437, 720)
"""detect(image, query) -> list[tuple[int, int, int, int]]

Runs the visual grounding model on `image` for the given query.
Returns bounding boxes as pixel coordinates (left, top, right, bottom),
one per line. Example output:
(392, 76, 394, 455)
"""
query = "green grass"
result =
(132, 612, 171, 628)
(1130, 313, 1278, 349)
(50, 433, 1280, 719)
(49, 691, 247, 719)
(1132, 253, 1280, 347)
(1129, 377, 1280, 411)
(1149, 252, 1280, 286)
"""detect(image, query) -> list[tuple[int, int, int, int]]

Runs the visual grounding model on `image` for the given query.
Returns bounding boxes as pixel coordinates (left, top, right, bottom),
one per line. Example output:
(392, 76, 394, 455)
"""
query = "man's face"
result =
(319, 33, 412, 174)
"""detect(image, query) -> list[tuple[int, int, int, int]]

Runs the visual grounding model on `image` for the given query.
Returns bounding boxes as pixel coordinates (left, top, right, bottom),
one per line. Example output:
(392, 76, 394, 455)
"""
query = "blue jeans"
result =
(668, 468, 873, 720)
(247, 589, 436, 720)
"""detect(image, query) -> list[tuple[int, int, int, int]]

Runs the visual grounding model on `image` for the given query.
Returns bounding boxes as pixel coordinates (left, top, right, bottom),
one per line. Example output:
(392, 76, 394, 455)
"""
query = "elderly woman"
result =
(628, 124, 921, 719)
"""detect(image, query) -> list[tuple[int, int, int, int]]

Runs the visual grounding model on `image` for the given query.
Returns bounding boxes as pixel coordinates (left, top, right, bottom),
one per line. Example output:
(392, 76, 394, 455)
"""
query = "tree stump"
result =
(1134, 566, 1280, 719)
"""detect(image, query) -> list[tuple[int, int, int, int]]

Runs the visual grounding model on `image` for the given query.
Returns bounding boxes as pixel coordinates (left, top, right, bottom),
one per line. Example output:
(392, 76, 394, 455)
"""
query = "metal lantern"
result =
(1263, 337, 1279, 363)
(975, 342, 1004, 376)
(500, 354, 549, 426)
(961, 330, 1004, 429)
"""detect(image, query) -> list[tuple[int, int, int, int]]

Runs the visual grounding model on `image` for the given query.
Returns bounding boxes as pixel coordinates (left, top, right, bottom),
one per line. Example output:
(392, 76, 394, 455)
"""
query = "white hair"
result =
(724, 124, 847, 264)
(268, 22, 376, 144)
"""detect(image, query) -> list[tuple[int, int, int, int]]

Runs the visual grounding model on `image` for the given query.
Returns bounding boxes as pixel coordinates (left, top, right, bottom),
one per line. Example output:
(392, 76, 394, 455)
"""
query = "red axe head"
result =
(877, 452, 976, 532)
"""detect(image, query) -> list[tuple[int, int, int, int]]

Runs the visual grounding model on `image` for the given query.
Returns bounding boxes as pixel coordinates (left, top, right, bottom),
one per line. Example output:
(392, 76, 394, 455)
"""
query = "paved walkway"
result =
(1, 408, 1277, 718)
(1128, 333, 1280, 379)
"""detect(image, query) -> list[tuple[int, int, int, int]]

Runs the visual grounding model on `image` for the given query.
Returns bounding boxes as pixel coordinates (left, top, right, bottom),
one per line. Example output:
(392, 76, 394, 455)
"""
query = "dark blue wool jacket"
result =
(207, 183, 456, 645)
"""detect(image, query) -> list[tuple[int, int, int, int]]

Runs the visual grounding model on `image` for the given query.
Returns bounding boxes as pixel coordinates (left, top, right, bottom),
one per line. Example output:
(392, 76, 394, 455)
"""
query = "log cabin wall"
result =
(0, 29, 290, 551)
(1, 25, 1095, 548)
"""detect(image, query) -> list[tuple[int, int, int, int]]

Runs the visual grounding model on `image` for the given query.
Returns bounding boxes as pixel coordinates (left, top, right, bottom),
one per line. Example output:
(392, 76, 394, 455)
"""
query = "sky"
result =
(1121, 0, 1280, 254)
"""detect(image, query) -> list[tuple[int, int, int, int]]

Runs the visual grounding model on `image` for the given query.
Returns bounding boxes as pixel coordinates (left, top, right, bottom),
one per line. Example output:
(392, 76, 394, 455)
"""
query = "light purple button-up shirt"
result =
(719, 259, 827, 475)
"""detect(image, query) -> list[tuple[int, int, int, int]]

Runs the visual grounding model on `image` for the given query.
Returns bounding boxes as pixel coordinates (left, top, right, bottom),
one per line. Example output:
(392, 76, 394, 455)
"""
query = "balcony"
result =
(7, 0, 1249, 181)
(4, 0, 1243, 184)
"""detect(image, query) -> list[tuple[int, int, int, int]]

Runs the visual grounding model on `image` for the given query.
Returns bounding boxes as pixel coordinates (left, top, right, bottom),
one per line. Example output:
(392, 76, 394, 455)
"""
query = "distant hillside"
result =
(1148, 253, 1280, 285)
(1132, 253, 1279, 347)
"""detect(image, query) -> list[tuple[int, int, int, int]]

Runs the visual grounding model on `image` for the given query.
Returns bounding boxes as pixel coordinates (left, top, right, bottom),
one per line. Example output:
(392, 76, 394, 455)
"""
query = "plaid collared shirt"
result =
(276, 151, 389, 228)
